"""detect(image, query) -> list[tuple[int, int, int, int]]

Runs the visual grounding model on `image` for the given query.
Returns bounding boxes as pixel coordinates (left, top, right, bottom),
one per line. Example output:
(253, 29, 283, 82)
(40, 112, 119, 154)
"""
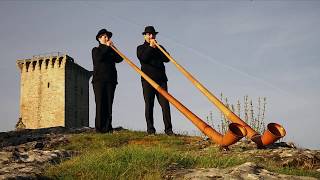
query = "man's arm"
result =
(159, 45, 170, 63)
(92, 45, 112, 63)
(111, 49, 123, 63)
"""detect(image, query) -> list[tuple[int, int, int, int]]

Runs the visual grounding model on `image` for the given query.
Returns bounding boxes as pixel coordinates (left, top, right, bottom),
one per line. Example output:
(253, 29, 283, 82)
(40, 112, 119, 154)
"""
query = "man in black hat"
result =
(92, 29, 123, 133)
(137, 26, 174, 135)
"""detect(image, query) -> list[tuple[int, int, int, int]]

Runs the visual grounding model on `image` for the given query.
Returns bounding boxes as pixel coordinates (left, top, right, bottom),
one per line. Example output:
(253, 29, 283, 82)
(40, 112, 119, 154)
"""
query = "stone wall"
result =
(65, 56, 91, 128)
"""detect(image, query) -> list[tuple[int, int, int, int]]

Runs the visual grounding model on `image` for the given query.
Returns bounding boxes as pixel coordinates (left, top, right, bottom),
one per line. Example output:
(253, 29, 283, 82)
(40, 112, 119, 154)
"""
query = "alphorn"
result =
(154, 42, 286, 148)
(110, 45, 247, 148)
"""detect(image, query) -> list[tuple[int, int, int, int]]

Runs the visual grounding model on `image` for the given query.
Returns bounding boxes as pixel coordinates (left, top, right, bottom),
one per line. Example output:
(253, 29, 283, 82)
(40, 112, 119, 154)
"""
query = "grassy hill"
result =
(42, 129, 320, 179)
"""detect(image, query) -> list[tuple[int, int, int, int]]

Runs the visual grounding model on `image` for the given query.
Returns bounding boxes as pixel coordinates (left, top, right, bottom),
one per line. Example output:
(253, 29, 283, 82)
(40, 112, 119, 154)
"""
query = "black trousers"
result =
(142, 80, 172, 133)
(93, 82, 116, 132)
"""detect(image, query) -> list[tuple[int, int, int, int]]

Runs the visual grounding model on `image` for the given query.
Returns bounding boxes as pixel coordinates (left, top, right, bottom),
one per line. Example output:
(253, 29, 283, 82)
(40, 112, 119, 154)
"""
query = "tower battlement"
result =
(17, 52, 70, 71)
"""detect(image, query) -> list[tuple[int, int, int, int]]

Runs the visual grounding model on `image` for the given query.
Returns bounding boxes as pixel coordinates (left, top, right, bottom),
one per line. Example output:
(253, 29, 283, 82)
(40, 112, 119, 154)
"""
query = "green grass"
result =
(44, 130, 320, 179)
(47, 146, 190, 179)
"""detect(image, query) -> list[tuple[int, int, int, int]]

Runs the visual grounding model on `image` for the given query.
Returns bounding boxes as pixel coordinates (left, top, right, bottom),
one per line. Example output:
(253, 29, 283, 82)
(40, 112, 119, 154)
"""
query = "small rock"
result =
(288, 142, 297, 148)
(281, 159, 299, 167)
(247, 173, 260, 179)
(0, 151, 12, 163)
(280, 152, 293, 158)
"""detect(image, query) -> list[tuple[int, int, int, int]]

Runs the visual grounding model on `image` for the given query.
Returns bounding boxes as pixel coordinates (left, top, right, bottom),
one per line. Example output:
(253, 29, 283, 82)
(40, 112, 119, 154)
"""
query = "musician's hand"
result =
(149, 39, 157, 48)
(106, 40, 113, 47)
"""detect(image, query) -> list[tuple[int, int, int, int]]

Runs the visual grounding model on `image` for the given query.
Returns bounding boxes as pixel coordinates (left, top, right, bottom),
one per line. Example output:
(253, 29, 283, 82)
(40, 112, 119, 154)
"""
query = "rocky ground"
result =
(166, 139, 320, 179)
(0, 127, 319, 179)
(0, 127, 92, 179)
(168, 162, 318, 180)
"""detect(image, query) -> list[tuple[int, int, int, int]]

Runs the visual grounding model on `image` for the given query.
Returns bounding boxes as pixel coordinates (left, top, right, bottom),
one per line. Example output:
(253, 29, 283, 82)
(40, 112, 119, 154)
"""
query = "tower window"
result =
(48, 82, 50, 88)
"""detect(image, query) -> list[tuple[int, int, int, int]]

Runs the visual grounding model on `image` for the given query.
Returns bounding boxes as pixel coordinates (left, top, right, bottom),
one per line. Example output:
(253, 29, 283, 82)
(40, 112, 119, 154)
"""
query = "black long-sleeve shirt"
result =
(137, 41, 170, 83)
(92, 44, 123, 83)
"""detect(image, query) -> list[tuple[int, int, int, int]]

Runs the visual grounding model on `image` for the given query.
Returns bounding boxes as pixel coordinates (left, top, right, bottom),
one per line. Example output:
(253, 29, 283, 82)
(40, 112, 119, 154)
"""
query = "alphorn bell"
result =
(154, 41, 286, 148)
(110, 45, 247, 148)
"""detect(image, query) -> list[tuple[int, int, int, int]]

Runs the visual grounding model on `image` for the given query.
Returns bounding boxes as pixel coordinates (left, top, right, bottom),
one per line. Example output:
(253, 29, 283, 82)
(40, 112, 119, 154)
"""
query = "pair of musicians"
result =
(92, 26, 174, 136)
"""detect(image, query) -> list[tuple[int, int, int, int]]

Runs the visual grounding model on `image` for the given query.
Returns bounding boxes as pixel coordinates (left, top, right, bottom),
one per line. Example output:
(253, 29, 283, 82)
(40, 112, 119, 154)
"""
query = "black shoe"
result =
(165, 131, 176, 136)
(105, 128, 113, 133)
(96, 128, 113, 134)
(113, 126, 125, 132)
(147, 131, 156, 136)
(96, 128, 103, 133)
(147, 128, 156, 134)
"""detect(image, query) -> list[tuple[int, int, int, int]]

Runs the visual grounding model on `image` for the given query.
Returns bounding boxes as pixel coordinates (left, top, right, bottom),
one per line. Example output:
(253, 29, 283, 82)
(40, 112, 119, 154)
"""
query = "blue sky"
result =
(0, 1, 319, 149)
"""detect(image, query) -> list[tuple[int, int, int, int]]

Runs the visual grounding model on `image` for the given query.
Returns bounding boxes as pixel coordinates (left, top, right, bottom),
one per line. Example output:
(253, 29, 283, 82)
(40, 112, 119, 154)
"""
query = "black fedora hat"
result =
(96, 29, 112, 41)
(142, 26, 158, 35)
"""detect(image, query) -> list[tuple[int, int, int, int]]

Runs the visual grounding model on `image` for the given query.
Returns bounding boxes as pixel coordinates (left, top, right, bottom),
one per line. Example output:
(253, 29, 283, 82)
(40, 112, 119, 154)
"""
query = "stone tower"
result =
(16, 53, 92, 129)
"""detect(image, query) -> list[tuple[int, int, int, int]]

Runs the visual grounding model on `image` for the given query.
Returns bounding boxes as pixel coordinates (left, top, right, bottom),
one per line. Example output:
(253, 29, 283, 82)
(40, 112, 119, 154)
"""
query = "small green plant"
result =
(206, 94, 266, 134)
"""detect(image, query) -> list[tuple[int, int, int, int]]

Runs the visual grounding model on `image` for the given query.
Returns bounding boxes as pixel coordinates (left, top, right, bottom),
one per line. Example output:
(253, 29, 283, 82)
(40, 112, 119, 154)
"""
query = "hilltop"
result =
(0, 127, 319, 179)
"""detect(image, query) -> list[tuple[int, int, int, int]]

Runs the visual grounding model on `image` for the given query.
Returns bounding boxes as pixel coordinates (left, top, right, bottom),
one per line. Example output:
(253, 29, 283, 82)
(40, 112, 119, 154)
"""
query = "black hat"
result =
(142, 26, 158, 35)
(96, 29, 112, 41)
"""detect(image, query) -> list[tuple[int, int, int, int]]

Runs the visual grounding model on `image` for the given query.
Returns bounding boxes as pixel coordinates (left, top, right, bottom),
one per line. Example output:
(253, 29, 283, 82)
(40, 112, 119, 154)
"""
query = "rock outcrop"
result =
(166, 140, 320, 180)
(169, 162, 317, 180)
(231, 140, 320, 171)
(0, 127, 93, 179)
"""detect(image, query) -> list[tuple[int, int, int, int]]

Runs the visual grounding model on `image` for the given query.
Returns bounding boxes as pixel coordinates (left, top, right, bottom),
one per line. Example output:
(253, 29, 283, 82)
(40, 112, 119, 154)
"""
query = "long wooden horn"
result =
(154, 42, 286, 148)
(110, 45, 247, 148)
